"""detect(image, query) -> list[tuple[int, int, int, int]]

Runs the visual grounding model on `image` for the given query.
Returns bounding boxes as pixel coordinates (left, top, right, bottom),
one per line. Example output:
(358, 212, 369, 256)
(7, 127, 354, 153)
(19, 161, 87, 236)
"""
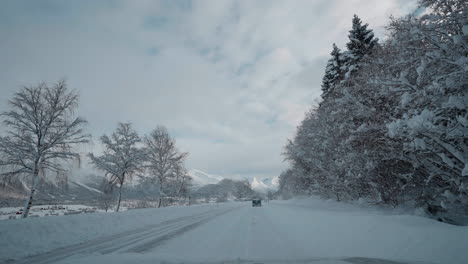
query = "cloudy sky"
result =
(0, 0, 417, 180)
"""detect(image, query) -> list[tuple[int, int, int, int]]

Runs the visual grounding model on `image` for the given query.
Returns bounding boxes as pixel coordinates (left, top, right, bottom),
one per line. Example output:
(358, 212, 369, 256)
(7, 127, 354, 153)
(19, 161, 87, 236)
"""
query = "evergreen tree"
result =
(343, 15, 378, 78)
(280, 2, 468, 224)
(321, 43, 344, 99)
(346, 14, 378, 59)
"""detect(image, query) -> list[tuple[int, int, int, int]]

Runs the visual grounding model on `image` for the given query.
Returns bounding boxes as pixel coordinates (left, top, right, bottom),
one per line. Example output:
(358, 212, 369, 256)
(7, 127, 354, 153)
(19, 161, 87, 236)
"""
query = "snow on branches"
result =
(281, 1, 467, 224)
(88, 123, 144, 212)
(143, 126, 189, 208)
(0, 80, 89, 217)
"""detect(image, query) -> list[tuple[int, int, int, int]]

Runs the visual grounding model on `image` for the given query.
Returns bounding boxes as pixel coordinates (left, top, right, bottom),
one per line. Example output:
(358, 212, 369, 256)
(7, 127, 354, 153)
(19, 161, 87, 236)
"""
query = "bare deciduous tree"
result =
(88, 123, 144, 212)
(143, 126, 188, 208)
(97, 178, 115, 212)
(0, 80, 89, 218)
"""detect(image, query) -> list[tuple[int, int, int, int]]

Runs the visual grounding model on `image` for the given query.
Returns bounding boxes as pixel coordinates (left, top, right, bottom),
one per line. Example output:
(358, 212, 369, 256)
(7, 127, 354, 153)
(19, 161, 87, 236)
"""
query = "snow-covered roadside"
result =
(0, 204, 105, 221)
(269, 198, 468, 263)
(274, 196, 429, 216)
(0, 202, 239, 262)
(277, 196, 468, 225)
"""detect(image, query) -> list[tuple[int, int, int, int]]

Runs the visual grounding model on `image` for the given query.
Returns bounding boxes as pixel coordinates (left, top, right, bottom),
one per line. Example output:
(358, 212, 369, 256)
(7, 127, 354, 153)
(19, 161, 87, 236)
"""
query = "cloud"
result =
(0, 0, 418, 180)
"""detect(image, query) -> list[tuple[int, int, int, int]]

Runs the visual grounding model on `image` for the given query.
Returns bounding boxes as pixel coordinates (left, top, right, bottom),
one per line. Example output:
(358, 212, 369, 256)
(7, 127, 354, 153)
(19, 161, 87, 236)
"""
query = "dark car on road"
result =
(252, 199, 262, 207)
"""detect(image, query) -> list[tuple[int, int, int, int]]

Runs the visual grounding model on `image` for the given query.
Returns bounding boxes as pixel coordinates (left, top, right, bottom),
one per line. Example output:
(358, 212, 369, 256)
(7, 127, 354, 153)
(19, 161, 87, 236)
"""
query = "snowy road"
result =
(2, 199, 468, 264)
(7, 206, 238, 264)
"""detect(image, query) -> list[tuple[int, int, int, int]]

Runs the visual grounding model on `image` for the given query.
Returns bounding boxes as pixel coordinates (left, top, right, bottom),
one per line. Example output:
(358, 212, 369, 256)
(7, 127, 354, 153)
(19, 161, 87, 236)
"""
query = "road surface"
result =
(3, 199, 468, 264)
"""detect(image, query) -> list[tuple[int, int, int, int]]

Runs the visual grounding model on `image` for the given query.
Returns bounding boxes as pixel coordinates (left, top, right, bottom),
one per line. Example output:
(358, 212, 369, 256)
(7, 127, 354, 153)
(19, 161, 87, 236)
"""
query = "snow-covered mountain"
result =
(188, 169, 224, 187)
(251, 176, 279, 193)
(69, 180, 103, 194)
(0, 176, 105, 206)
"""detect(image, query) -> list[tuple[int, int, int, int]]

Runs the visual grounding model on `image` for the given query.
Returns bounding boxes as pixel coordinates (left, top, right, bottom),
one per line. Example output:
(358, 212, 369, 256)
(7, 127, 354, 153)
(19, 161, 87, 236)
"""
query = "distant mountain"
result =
(0, 175, 107, 206)
(265, 176, 279, 187)
(188, 169, 224, 187)
(251, 176, 279, 193)
(69, 180, 103, 195)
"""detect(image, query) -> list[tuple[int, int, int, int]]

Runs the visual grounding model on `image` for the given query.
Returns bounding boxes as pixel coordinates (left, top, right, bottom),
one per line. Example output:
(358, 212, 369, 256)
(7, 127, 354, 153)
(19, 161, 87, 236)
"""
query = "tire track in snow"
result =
(5, 206, 239, 264)
(121, 206, 237, 253)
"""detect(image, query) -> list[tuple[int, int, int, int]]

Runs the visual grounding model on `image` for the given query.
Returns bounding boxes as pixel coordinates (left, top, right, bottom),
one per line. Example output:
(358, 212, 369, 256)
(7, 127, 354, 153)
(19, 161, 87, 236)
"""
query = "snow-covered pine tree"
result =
(283, 16, 380, 202)
(321, 43, 344, 99)
(88, 123, 144, 212)
(343, 15, 378, 79)
(346, 15, 378, 58)
(308, 15, 380, 200)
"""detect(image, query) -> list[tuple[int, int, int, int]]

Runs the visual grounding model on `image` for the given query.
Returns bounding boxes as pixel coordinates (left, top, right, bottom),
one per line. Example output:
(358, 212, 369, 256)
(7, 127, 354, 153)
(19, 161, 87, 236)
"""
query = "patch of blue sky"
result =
(266, 115, 278, 125)
(171, 130, 230, 145)
(198, 48, 212, 57)
(236, 62, 254, 76)
(143, 16, 169, 30)
(161, 0, 192, 12)
(235, 48, 271, 76)
(195, 46, 225, 64)
(146, 47, 160, 56)
(0, 0, 114, 26)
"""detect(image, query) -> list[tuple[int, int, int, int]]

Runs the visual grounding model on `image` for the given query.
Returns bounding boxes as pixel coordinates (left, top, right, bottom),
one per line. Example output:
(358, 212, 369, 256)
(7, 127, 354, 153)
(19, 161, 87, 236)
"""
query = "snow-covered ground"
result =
(1, 198, 467, 264)
(0, 204, 106, 221)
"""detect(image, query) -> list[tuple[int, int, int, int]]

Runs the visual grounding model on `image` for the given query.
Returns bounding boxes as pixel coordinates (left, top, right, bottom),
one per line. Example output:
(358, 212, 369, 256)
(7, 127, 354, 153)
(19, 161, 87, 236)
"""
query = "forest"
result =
(279, 0, 467, 224)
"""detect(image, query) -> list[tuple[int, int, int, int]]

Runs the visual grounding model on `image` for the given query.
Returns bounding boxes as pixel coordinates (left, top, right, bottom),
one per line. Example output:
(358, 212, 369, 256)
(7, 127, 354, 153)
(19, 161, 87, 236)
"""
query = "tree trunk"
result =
(158, 181, 163, 208)
(335, 192, 341, 202)
(158, 196, 163, 208)
(116, 183, 123, 212)
(22, 162, 39, 218)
